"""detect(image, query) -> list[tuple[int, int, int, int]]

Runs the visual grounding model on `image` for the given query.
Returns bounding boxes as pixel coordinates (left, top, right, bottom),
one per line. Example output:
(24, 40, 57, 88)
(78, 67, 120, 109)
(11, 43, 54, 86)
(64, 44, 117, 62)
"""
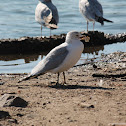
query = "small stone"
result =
(108, 123, 126, 126)
(16, 113, 24, 117)
(8, 119, 18, 124)
(93, 64, 97, 69)
(0, 82, 4, 85)
(79, 103, 95, 109)
(0, 111, 11, 119)
(43, 103, 46, 106)
(97, 79, 104, 87)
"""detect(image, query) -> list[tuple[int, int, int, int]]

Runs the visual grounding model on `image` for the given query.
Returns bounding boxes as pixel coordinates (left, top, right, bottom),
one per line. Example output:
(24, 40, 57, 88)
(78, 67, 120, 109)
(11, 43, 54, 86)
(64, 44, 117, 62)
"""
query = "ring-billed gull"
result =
(79, 0, 113, 32)
(18, 31, 89, 84)
(35, 0, 59, 38)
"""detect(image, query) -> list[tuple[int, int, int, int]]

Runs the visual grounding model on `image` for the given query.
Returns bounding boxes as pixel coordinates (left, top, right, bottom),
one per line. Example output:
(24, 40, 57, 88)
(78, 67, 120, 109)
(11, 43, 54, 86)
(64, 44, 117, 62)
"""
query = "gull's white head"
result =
(66, 31, 81, 43)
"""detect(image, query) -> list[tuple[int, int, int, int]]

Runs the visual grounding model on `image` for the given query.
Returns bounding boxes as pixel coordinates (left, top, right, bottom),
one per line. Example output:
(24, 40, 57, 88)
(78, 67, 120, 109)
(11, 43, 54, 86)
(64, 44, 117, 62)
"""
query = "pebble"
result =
(79, 103, 94, 109)
(0, 82, 4, 85)
(16, 113, 24, 117)
(8, 119, 18, 124)
(108, 123, 126, 126)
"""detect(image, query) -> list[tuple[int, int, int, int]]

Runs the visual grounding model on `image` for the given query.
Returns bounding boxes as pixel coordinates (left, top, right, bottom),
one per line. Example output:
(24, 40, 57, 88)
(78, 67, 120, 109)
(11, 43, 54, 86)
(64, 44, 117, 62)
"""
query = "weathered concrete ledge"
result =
(0, 31, 126, 54)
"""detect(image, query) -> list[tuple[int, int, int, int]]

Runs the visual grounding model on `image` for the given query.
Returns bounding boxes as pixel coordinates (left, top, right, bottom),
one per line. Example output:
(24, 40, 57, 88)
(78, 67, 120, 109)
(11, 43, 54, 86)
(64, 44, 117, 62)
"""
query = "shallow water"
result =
(0, 0, 126, 73)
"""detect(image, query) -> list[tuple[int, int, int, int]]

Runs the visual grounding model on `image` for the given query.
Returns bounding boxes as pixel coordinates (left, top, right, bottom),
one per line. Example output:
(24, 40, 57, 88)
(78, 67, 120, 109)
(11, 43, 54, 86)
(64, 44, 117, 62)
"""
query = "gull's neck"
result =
(66, 37, 79, 44)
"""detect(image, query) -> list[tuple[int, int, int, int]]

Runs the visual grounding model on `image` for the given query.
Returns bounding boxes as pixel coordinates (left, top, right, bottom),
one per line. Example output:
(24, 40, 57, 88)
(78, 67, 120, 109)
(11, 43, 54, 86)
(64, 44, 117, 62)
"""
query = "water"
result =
(0, 0, 126, 73)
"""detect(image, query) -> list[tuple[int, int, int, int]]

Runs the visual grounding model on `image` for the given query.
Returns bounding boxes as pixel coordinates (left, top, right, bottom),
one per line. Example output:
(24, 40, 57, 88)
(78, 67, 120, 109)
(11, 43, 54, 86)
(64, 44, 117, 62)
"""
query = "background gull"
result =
(79, 0, 113, 32)
(35, 0, 59, 38)
(18, 31, 89, 85)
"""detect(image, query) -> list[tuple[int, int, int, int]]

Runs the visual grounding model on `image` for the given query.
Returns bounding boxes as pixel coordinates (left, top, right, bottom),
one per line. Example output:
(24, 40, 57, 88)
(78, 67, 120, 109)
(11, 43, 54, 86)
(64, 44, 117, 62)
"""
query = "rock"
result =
(0, 110, 11, 119)
(0, 94, 28, 107)
(0, 82, 4, 85)
(8, 119, 18, 124)
(93, 64, 98, 69)
(16, 113, 24, 117)
(108, 123, 126, 126)
(79, 103, 95, 109)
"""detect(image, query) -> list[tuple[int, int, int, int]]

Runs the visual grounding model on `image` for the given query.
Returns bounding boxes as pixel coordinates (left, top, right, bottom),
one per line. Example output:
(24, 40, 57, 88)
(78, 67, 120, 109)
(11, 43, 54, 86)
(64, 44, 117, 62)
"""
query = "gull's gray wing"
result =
(45, 2, 59, 29)
(18, 46, 68, 82)
(92, 0, 103, 16)
(30, 45, 69, 76)
(79, 0, 103, 21)
(35, 2, 52, 25)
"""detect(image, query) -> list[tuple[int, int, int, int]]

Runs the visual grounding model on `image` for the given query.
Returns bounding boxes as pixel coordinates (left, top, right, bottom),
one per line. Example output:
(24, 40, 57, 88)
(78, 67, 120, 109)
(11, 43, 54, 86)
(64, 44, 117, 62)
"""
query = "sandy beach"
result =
(0, 52, 126, 126)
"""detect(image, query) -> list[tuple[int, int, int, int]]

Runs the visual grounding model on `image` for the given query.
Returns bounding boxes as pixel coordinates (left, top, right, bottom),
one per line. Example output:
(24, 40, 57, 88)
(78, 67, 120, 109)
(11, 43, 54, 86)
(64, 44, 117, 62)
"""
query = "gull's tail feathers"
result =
(47, 24, 58, 29)
(97, 16, 113, 25)
(103, 17, 113, 23)
(18, 72, 44, 83)
(46, 17, 58, 29)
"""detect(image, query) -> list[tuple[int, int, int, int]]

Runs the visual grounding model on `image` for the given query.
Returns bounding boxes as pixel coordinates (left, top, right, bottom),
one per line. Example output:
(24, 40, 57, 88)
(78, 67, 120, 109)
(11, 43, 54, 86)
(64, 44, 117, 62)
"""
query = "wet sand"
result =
(0, 52, 126, 126)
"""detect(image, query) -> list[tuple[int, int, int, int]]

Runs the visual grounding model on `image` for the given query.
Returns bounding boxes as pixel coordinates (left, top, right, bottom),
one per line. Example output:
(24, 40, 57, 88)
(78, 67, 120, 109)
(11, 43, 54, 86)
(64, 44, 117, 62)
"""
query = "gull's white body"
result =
(19, 31, 84, 83)
(79, 0, 113, 31)
(53, 44, 83, 73)
(31, 33, 84, 75)
(49, 40, 83, 73)
(35, 0, 59, 36)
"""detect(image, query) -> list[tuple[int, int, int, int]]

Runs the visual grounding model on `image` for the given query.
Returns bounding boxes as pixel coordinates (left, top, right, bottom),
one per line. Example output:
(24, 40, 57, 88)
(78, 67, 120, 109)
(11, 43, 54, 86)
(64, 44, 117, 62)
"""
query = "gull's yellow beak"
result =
(80, 35, 90, 42)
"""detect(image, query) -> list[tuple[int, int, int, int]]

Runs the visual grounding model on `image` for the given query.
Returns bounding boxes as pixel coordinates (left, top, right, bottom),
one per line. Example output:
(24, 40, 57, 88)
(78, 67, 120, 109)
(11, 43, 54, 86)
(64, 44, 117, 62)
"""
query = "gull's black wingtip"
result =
(17, 75, 31, 83)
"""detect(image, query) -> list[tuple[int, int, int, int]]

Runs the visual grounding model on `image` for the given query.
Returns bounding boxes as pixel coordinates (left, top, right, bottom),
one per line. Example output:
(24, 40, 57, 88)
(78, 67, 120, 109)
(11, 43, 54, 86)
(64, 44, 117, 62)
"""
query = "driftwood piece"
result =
(92, 73, 126, 78)
(0, 31, 126, 54)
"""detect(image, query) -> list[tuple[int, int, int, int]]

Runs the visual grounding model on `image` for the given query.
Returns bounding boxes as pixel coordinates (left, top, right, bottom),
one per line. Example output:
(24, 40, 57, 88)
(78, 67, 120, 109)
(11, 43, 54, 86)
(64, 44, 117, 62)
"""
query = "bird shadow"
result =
(49, 83, 114, 90)
(14, 82, 114, 91)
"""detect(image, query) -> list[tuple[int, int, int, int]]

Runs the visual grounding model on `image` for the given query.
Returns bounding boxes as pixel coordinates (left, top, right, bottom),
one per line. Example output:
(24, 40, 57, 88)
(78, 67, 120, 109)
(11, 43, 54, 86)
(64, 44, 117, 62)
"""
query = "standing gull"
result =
(35, 0, 59, 38)
(18, 31, 89, 84)
(79, 0, 113, 32)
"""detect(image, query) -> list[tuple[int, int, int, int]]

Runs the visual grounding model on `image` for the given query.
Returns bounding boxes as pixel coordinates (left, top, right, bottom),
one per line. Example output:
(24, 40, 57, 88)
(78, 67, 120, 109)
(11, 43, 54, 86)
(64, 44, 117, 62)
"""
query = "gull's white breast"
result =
(51, 40, 84, 73)
(35, 2, 52, 25)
